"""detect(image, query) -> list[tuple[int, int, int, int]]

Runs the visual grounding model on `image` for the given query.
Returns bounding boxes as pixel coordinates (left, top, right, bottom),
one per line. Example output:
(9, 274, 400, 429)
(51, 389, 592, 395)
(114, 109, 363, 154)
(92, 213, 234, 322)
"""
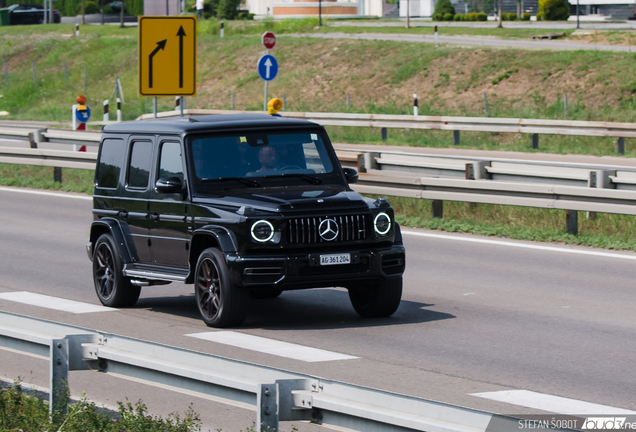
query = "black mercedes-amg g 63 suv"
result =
(87, 114, 405, 327)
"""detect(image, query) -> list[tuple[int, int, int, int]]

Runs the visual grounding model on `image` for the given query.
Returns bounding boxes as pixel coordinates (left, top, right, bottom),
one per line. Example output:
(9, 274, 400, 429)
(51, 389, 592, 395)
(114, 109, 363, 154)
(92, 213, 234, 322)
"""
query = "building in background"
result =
(399, 0, 539, 17)
(143, 0, 183, 15)
(243, 0, 389, 18)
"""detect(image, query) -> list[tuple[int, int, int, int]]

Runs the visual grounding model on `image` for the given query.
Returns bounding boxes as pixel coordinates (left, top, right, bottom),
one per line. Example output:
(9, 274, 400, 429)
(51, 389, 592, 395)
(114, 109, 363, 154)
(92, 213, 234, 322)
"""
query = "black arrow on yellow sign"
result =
(177, 26, 186, 88)
(148, 39, 167, 88)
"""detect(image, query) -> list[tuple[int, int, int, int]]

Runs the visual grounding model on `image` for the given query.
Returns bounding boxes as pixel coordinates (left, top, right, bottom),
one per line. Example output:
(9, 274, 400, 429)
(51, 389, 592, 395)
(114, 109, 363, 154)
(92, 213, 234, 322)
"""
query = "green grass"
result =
(0, 163, 94, 194)
(387, 197, 636, 251)
(0, 379, 201, 432)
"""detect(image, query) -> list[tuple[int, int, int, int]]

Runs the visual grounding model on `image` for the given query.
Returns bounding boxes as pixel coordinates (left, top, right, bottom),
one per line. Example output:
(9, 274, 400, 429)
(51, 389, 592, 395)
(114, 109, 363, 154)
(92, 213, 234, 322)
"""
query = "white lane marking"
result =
(402, 230, 636, 261)
(0, 186, 91, 200)
(471, 390, 636, 415)
(0, 292, 115, 314)
(186, 331, 358, 363)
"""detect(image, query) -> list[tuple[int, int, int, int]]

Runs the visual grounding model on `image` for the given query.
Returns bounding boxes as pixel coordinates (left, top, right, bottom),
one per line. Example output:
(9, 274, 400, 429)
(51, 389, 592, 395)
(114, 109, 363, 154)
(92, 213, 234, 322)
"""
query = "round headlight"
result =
(374, 212, 391, 236)
(251, 220, 274, 242)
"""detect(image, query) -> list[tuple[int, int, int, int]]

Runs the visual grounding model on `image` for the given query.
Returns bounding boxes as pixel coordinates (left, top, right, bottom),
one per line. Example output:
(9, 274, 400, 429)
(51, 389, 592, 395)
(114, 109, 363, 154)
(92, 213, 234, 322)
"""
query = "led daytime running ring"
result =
(251, 220, 274, 242)
(374, 212, 391, 236)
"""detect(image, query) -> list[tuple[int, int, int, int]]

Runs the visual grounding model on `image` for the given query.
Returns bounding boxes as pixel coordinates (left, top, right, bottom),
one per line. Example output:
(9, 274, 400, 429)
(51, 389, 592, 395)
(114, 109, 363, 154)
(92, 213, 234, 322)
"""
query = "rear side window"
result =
(127, 141, 153, 189)
(158, 142, 184, 181)
(96, 139, 125, 189)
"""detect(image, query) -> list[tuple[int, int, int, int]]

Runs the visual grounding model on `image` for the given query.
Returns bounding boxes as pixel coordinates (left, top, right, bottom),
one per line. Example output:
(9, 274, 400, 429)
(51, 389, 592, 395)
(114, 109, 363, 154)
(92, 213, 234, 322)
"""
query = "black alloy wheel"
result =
(93, 234, 140, 307)
(195, 248, 249, 327)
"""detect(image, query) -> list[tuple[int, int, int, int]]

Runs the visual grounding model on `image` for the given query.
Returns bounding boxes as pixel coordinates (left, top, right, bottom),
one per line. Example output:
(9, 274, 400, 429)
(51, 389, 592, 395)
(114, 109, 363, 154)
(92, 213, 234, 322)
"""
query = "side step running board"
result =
(123, 266, 189, 283)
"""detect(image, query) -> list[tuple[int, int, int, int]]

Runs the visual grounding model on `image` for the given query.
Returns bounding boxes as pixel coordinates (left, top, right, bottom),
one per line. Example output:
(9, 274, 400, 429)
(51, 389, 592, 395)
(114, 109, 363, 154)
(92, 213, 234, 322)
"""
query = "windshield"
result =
(187, 130, 337, 193)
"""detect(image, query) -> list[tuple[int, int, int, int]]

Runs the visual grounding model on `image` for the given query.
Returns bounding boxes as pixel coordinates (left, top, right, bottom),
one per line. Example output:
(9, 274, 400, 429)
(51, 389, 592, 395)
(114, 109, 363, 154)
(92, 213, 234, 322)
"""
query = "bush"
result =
(237, 12, 255, 20)
(536, 11, 544, 20)
(217, 0, 241, 19)
(78, 1, 100, 14)
(477, 12, 487, 20)
(523, 12, 531, 20)
(501, 11, 510, 20)
(509, 12, 517, 20)
(433, 0, 455, 18)
(103, 4, 113, 14)
(538, 0, 569, 20)
(433, 12, 443, 20)
(443, 12, 454, 20)
(454, 13, 462, 20)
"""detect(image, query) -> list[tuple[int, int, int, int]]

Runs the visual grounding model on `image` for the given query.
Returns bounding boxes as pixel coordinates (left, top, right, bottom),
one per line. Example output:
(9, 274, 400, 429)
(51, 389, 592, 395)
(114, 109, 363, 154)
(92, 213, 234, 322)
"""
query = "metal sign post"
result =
(258, 32, 278, 112)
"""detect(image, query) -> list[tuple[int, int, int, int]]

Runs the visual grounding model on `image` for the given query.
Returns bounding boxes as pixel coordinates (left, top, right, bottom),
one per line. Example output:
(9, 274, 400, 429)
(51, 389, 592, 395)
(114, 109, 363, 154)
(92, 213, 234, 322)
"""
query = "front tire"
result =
(195, 248, 249, 328)
(92, 234, 140, 307)
(348, 277, 402, 318)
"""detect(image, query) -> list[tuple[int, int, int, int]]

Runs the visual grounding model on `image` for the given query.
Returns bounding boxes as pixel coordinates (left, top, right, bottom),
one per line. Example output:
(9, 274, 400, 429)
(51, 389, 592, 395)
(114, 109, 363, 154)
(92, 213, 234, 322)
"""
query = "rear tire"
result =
(348, 277, 402, 318)
(195, 248, 249, 328)
(92, 234, 141, 307)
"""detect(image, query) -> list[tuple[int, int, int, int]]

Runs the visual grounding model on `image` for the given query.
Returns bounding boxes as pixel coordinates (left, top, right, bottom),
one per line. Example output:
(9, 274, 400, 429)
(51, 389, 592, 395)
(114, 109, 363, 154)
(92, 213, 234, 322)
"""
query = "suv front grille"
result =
(286, 214, 369, 244)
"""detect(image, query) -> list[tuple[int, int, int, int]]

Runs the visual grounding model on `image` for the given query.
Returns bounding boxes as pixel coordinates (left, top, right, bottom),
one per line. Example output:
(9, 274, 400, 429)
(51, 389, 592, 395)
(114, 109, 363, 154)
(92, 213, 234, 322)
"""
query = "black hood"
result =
(192, 185, 370, 214)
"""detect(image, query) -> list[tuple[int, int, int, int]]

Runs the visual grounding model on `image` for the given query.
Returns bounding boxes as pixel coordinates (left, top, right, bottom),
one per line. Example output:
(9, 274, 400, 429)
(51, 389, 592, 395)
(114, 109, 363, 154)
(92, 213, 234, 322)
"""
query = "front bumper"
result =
(225, 244, 405, 290)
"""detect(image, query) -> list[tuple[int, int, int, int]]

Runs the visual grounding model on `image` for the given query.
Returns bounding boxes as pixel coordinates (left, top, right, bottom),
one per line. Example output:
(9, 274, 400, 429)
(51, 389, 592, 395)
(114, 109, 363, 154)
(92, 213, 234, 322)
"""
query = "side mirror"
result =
(343, 167, 359, 184)
(155, 176, 183, 193)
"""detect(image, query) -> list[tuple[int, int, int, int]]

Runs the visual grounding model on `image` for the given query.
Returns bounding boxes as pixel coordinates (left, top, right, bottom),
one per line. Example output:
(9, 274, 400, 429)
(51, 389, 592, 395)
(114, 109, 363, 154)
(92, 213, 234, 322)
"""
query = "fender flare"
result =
(89, 219, 135, 263)
(393, 222, 403, 246)
(191, 225, 239, 254)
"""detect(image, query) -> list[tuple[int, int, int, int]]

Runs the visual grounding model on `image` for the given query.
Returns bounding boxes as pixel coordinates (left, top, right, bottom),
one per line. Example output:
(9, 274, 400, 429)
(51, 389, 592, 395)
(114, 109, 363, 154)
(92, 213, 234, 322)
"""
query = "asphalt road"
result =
(1, 186, 635, 430)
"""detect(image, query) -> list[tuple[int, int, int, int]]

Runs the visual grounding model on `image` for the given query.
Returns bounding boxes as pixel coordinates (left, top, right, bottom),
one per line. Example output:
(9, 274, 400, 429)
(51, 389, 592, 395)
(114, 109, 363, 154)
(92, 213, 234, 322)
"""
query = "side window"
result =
(96, 138, 125, 189)
(127, 141, 153, 189)
(158, 142, 184, 181)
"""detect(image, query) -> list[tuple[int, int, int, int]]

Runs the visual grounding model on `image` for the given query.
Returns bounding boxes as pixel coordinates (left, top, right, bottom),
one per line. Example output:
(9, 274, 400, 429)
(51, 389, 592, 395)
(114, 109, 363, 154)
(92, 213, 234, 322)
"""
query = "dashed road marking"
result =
(186, 331, 358, 362)
(0, 291, 115, 314)
(471, 390, 636, 415)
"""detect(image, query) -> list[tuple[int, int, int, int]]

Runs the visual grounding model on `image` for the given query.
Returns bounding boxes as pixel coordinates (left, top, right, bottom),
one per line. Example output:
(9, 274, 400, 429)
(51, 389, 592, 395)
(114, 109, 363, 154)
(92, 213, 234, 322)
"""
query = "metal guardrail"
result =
(0, 310, 528, 432)
(3, 124, 636, 231)
(0, 147, 97, 170)
(138, 109, 636, 152)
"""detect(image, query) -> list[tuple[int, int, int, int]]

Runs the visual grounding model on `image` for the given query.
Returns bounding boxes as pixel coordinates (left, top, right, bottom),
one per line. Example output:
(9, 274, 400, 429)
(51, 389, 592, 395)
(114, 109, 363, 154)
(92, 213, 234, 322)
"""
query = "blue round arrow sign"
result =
(75, 105, 91, 123)
(257, 54, 278, 82)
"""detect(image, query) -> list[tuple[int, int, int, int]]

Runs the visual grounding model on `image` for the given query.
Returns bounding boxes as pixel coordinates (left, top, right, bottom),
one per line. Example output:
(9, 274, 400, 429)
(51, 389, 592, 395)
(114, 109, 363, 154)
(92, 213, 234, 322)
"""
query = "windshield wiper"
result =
(266, 172, 322, 185)
(201, 177, 261, 187)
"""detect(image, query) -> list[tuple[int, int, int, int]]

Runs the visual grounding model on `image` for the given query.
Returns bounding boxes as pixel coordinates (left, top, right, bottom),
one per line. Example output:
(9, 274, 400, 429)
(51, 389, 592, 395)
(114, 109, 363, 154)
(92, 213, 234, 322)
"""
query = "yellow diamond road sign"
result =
(139, 16, 197, 97)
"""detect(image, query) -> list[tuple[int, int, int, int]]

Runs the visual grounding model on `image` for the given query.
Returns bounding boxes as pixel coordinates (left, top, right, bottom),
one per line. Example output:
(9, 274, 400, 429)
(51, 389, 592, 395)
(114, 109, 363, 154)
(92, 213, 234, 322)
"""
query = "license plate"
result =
(320, 253, 351, 266)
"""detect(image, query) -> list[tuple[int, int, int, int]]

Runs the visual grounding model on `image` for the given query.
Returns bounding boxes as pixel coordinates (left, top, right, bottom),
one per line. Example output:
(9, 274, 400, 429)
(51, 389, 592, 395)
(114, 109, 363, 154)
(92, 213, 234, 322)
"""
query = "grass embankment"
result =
(3, 23, 636, 250)
(0, 380, 201, 432)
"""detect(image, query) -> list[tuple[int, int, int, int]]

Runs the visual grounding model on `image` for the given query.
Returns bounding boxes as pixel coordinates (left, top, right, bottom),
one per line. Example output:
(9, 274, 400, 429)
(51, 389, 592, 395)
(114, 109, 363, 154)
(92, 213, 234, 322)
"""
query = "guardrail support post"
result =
(432, 200, 443, 218)
(363, 152, 379, 172)
(257, 383, 279, 432)
(28, 132, 38, 149)
(532, 134, 539, 149)
(50, 339, 69, 416)
(53, 167, 62, 183)
(466, 161, 489, 180)
(381, 127, 388, 141)
(453, 130, 460, 145)
(566, 210, 578, 235)
(617, 137, 625, 154)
